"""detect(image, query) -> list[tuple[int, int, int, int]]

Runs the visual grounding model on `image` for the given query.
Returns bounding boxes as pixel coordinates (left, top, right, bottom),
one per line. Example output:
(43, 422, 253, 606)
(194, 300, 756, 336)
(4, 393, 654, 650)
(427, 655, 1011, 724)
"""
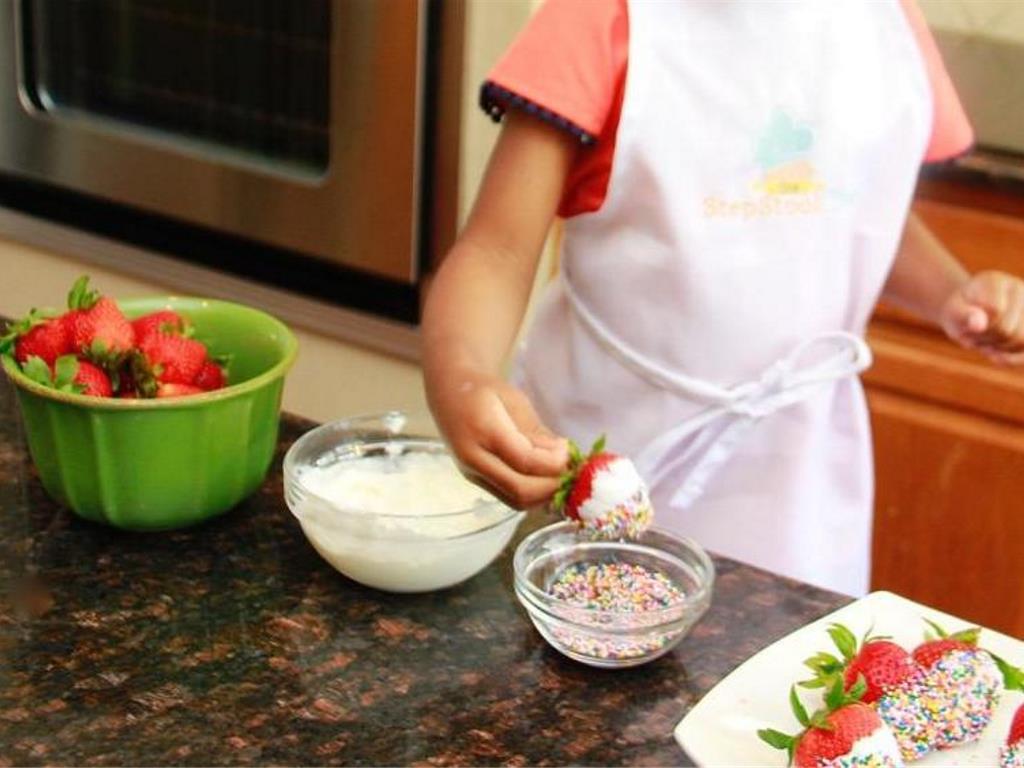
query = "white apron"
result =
(514, 0, 932, 595)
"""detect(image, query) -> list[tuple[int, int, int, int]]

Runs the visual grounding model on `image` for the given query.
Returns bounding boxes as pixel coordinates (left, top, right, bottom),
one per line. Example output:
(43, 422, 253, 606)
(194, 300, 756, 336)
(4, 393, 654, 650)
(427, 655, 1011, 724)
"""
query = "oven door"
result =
(0, 0, 424, 283)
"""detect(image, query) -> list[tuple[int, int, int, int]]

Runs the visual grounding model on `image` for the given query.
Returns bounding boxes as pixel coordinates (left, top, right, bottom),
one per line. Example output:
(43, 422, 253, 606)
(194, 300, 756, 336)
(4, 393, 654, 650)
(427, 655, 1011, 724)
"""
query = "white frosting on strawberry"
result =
(1003, 743, 1024, 768)
(576, 456, 653, 539)
(819, 727, 905, 768)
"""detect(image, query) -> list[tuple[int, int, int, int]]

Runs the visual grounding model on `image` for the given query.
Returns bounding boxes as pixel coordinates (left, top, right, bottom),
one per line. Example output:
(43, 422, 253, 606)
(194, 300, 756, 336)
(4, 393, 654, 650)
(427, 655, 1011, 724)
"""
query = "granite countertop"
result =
(0, 371, 850, 767)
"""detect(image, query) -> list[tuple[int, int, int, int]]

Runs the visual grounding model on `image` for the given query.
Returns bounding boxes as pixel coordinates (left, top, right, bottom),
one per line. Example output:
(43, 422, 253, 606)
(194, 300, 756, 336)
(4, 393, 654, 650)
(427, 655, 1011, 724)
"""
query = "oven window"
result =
(21, 0, 330, 174)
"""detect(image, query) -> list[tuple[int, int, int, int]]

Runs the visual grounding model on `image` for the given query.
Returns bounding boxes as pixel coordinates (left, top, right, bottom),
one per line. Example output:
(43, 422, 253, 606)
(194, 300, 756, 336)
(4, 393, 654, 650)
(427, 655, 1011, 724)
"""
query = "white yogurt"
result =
(292, 450, 522, 592)
(828, 726, 904, 767)
(576, 456, 653, 539)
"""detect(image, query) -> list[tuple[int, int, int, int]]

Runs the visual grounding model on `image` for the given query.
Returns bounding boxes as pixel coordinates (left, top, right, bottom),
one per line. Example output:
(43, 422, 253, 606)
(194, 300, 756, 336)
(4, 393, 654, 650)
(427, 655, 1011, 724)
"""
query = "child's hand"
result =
(939, 271, 1024, 365)
(431, 369, 569, 509)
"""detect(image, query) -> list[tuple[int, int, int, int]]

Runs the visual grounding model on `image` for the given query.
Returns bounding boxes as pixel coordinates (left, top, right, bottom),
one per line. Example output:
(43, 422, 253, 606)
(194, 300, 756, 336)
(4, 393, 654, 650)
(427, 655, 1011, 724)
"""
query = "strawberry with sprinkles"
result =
(552, 435, 653, 540)
(1001, 704, 1024, 768)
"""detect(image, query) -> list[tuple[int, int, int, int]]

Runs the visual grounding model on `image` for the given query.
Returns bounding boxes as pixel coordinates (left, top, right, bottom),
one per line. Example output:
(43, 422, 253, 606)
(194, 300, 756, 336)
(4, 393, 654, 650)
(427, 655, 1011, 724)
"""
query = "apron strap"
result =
(562, 272, 873, 509)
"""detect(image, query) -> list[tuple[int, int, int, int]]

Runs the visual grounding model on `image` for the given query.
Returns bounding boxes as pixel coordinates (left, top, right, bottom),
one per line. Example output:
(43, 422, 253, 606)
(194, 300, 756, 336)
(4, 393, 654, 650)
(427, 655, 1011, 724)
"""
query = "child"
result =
(421, 0, 1024, 595)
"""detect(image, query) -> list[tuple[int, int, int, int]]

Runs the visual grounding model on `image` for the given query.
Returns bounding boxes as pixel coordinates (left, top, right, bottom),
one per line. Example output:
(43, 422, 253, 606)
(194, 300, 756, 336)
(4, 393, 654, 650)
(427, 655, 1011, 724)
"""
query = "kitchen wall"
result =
(919, 0, 1024, 42)
(919, 0, 1024, 155)
(0, 0, 535, 424)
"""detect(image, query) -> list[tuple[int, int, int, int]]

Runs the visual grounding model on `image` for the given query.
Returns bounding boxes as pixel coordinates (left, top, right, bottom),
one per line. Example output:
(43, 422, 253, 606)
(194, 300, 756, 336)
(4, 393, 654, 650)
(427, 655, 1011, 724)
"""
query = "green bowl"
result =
(2, 297, 298, 530)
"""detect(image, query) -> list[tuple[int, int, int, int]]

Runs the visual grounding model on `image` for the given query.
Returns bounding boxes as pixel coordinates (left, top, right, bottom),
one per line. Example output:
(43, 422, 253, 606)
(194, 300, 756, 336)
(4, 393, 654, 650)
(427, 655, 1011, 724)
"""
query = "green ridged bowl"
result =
(2, 297, 298, 530)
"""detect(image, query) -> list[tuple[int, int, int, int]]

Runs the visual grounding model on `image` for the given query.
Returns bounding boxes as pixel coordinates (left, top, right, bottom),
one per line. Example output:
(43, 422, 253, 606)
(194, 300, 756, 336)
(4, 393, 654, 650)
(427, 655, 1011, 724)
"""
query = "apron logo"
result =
(704, 109, 824, 220)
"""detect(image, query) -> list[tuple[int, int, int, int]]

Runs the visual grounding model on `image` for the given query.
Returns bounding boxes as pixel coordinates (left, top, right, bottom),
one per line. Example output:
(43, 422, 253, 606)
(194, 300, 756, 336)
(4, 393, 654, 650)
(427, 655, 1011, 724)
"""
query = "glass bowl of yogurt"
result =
(283, 411, 525, 593)
(513, 521, 714, 668)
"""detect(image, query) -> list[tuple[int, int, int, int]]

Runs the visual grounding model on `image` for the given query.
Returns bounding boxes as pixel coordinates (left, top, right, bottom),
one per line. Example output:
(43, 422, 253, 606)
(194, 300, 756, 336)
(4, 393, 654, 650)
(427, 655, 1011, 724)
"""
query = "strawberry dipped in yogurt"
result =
(552, 436, 653, 540)
(759, 681, 905, 768)
(1002, 704, 1024, 768)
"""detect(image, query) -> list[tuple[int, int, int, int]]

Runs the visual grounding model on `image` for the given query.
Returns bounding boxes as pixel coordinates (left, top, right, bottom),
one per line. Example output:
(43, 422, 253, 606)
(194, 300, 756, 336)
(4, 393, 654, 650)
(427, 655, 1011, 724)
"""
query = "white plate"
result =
(675, 591, 1024, 767)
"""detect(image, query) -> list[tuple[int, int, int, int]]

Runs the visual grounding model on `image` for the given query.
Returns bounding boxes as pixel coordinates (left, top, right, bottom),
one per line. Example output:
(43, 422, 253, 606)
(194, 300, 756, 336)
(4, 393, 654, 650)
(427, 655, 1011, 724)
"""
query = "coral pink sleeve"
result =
(481, 0, 626, 144)
(899, 0, 974, 163)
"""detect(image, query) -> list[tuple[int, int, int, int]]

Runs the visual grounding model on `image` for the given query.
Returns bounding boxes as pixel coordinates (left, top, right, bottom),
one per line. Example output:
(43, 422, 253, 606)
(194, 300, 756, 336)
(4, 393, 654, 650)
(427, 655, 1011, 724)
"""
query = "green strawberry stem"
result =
(0, 308, 59, 356)
(825, 672, 867, 711)
(67, 275, 99, 311)
(126, 349, 159, 399)
(551, 434, 608, 514)
(53, 355, 79, 389)
(22, 356, 52, 385)
(799, 650, 844, 689)
(828, 624, 858, 662)
(922, 618, 981, 645)
(757, 728, 797, 766)
(800, 623, 867, 690)
(790, 686, 811, 728)
(992, 652, 1024, 692)
(20, 354, 83, 394)
(757, 681, 864, 767)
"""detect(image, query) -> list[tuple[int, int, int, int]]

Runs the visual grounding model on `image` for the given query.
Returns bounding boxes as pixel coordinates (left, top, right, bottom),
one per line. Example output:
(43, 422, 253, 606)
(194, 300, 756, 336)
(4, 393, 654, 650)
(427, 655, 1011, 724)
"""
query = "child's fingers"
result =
(988, 350, 1024, 366)
(499, 389, 569, 464)
(457, 447, 561, 509)
(992, 278, 1024, 344)
(962, 306, 989, 336)
(944, 290, 989, 340)
(961, 277, 1024, 352)
(963, 271, 1011, 319)
(482, 403, 568, 477)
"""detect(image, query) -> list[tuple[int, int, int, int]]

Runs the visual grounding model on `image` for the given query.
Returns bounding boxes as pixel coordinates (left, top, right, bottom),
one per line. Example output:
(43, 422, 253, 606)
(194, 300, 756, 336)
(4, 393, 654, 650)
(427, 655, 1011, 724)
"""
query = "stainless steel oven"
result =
(0, 0, 451, 300)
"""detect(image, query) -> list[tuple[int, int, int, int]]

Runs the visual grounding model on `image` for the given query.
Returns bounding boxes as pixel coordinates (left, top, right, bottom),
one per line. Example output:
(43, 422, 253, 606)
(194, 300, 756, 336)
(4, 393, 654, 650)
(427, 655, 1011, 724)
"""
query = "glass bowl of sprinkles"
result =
(513, 521, 714, 669)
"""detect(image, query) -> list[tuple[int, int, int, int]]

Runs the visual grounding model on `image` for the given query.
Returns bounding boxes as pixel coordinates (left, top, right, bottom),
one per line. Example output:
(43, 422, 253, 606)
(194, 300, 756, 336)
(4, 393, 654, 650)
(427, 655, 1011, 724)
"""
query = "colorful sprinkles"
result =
(875, 649, 1002, 761)
(545, 561, 686, 661)
(579, 491, 654, 541)
(1002, 742, 1024, 768)
(821, 754, 901, 768)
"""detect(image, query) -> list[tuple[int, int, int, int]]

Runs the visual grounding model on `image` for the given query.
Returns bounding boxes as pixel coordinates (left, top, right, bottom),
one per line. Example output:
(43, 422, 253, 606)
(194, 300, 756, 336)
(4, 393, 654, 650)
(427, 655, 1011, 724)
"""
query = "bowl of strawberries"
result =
(1, 276, 298, 530)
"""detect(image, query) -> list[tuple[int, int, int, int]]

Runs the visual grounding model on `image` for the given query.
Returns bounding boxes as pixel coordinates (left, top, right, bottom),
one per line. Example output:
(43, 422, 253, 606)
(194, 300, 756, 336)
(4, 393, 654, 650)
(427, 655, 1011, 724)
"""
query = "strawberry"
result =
(1010, 704, 1024, 747)
(59, 309, 82, 337)
(886, 619, 1024, 755)
(12, 317, 70, 366)
(802, 624, 917, 704)
(1, 308, 67, 364)
(911, 620, 980, 669)
(551, 435, 653, 539)
(1003, 705, 1024, 768)
(912, 637, 977, 670)
(131, 310, 187, 343)
(844, 642, 917, 704)
(139, 333, 208, 385)
(72, 360, 113, 397)
(65, 277, 135, 359)
(759, 679, 904, 768)
(913, 620, 1024, 691)
(193, 359, 226, 391)
(20, 355, 111, 397)
(156, 382, 204, 398)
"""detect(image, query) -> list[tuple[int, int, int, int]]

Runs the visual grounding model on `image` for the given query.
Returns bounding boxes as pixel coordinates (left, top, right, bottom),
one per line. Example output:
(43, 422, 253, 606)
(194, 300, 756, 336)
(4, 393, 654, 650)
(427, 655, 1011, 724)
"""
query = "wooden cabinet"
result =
(866, 198, 1024, 638)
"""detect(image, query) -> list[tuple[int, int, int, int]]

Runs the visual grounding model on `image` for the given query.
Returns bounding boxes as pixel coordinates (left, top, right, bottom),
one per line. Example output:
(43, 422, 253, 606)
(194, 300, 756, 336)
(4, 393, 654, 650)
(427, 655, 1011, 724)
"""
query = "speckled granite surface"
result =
(0, 369, 850, 766)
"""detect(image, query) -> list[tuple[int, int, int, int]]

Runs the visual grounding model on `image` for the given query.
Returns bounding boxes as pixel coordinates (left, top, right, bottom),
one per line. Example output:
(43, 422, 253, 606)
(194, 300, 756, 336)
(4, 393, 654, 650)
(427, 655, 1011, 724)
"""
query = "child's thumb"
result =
(947, 292, 989, 336)
(961, 305, 989, 335)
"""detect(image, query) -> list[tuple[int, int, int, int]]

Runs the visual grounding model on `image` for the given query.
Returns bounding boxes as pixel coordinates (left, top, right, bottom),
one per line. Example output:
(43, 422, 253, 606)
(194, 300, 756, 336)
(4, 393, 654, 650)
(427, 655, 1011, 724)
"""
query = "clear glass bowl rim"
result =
(282, 410, 522, 529)
(513, 520, 716, 624)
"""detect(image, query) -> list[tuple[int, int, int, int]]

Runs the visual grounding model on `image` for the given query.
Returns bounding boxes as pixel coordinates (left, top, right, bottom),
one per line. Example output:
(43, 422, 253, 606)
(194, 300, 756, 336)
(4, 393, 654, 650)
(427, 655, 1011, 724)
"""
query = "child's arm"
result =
(882, 212, 1024, 364)
(422, 112, 576, 508)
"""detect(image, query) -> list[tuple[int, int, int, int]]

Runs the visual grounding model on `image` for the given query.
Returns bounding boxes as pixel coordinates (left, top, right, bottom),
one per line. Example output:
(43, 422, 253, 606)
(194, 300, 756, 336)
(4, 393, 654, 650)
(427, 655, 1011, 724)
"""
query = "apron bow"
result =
(563, 274, 873, 510)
